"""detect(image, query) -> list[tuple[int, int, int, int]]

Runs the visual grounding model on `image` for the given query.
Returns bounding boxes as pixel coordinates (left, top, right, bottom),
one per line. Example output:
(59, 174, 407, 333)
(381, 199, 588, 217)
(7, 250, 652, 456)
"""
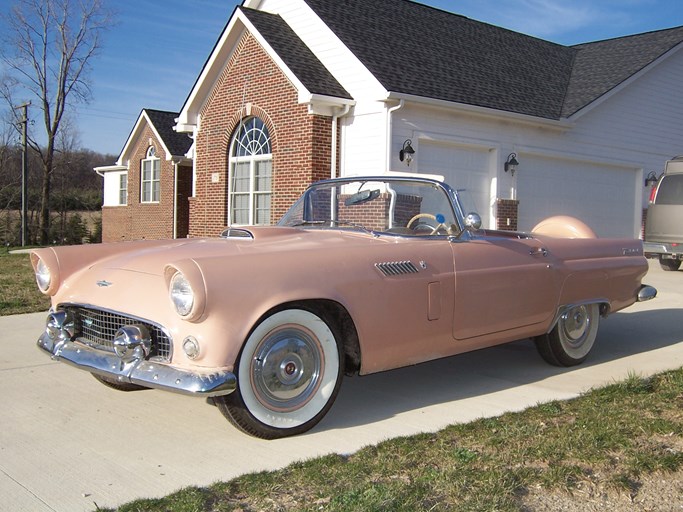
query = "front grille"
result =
(63, 305, 172, 361)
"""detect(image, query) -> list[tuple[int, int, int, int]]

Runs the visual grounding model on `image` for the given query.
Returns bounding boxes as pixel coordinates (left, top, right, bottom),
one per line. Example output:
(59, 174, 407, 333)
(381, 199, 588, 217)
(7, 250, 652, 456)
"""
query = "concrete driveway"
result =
(1, 261, 682, 512)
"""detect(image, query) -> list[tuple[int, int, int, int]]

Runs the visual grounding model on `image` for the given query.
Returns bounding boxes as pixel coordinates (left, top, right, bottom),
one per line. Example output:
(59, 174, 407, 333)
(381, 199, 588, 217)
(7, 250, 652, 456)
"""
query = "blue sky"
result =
(2, 0, 681, 156)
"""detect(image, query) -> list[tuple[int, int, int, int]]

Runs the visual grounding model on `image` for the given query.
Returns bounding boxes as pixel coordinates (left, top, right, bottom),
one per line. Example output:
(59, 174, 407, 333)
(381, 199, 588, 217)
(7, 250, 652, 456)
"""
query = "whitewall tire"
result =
(535, 304, 600, 367)
(216, 308, 343, 439)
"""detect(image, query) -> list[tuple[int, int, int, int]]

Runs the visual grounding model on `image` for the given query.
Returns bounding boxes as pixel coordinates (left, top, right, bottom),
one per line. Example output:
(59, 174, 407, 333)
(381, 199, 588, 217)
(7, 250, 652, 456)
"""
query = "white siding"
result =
(418, 141, 495, 228)
(570, 48, 683, 159)
(102, 171, 127, 207)
(517, 155, 639, 238)
(340, 108, 388, 175)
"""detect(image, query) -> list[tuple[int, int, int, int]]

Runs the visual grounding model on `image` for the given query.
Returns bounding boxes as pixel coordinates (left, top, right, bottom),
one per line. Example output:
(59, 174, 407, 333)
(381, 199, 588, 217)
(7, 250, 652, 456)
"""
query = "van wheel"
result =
(660, 258, 681, 271)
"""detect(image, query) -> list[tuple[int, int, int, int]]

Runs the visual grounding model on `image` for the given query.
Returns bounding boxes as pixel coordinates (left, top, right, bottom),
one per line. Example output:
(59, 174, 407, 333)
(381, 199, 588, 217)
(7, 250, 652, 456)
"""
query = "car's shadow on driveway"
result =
(318, 308, 683, 433)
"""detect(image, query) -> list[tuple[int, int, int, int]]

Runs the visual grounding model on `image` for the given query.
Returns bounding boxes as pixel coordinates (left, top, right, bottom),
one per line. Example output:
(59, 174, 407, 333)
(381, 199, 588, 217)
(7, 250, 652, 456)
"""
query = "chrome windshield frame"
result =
(278, 175, 467, 235)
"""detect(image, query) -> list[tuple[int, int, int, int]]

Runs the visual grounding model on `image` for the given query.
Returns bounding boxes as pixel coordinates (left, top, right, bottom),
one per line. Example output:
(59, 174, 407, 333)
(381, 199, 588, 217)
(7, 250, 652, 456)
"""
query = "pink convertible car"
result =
(32, 175, 656, 438)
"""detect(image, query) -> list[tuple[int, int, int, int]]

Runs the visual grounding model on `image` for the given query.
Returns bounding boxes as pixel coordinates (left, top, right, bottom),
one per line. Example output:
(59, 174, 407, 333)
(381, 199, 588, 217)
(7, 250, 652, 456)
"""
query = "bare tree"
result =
(0, 0, 114, 244)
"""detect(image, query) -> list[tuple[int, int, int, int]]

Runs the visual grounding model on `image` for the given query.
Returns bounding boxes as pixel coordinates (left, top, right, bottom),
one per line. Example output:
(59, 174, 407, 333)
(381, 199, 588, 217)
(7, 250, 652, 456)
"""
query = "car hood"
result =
(86, 227, 375, 275)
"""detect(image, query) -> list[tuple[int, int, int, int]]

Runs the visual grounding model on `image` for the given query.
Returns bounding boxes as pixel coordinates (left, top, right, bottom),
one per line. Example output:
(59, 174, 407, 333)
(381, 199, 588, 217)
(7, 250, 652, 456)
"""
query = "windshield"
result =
(278, 178, 463, 236)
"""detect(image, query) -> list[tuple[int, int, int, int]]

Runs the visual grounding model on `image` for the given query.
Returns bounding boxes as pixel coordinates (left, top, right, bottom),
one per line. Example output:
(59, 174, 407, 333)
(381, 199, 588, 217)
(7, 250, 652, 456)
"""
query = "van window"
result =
(655, 174, 683, 205)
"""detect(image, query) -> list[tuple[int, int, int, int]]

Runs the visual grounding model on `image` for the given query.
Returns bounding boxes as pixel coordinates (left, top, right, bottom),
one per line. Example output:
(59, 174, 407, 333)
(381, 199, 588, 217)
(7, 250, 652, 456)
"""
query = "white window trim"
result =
(118, 173, 128, 206)
(228, 118, 272, 226)
(229, 154, 272, 225)
(141, 147, 160, 204)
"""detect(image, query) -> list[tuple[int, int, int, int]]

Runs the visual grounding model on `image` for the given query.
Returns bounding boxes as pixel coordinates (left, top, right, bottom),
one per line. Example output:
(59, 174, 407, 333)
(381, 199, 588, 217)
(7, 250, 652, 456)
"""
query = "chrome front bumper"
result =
(37, 332, 236, 397)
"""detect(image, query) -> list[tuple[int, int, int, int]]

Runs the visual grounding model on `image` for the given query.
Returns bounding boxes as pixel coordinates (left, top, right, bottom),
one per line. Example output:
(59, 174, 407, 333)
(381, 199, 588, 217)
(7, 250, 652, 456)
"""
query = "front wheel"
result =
(535, 304, 600, 367)
(92, 373, 148, 392)
(215, 309, 343, 439)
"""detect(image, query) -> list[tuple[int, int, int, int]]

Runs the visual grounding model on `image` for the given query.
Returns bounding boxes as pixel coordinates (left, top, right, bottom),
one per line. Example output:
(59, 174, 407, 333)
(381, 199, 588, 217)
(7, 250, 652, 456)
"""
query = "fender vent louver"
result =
(375, 261, 419, 276)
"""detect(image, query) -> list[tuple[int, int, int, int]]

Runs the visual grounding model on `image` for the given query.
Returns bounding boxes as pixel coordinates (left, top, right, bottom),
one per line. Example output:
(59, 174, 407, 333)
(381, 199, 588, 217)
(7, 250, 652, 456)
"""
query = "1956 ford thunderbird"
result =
(32, 175, 656, 438)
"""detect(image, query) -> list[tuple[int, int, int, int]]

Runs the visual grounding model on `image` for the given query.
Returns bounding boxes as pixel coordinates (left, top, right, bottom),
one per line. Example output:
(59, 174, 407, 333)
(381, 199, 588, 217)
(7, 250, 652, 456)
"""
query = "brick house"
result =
(95, 109, 193, 242)
(99, 0, 683, 241)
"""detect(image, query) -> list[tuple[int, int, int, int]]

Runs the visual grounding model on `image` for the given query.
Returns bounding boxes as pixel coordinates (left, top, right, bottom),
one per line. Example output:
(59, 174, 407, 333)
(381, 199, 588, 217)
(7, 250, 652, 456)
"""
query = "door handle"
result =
(530, 247, 548, 257)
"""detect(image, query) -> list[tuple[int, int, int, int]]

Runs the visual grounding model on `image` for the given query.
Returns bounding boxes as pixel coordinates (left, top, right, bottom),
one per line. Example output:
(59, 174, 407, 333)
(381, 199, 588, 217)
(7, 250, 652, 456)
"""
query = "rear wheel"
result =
(659, 258, 681, 272)
(215, 308, 343, 439)
(535, 304, 600, 367)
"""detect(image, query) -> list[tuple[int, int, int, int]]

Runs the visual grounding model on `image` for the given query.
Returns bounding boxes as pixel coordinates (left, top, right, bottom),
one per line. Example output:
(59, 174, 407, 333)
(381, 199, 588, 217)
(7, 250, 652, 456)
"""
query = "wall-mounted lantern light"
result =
(399, 139, 415, 166)
(504, 153, 519, 176)
(644, 171, 659, 187)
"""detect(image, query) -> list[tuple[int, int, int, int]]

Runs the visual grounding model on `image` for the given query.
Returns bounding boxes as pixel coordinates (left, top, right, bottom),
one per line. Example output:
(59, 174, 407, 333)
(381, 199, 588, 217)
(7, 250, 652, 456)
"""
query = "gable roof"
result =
(117, 109, 193, 165)
(303, 0, 683, 120)
(563, 26, 683, 117)
(240, 8, 351, 100)
(176, 6, 353, 132)
(144, 109, 194, 157)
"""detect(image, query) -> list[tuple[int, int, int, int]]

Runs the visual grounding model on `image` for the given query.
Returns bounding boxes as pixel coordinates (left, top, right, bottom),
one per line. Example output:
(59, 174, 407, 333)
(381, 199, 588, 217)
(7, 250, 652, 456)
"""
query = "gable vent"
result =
(375, 261, 419, 277)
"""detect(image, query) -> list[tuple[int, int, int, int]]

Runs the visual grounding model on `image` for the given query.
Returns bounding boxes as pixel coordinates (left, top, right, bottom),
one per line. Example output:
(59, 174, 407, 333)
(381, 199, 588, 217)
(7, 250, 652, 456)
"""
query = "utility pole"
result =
(14, 102, 30, 247)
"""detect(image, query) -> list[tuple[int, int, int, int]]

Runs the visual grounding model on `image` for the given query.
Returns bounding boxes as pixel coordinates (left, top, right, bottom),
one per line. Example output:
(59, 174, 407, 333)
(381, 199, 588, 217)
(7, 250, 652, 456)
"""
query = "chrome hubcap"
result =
(251, 325, 323, 412)
(560, 305, 590, 347)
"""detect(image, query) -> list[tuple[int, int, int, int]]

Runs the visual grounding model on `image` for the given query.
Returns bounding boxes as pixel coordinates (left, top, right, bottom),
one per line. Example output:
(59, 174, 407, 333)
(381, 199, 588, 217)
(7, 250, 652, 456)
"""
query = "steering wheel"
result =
(406, 213, 448, 235)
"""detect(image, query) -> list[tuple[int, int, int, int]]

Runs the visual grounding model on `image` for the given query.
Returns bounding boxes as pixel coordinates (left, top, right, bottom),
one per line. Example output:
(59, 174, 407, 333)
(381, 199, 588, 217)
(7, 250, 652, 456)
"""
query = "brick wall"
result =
(496, 198, 519, 231)
(102, 206, 132, 242)
(189, 32, 335, 238)
(102, 125, 181, 242)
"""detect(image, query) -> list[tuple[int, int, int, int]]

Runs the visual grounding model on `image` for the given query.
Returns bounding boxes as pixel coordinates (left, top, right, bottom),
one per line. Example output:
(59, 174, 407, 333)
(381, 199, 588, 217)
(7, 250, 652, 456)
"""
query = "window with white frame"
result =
(141, 146, 160, 203)
(118, 173, 128, 205)
(228, 117, 272, 225)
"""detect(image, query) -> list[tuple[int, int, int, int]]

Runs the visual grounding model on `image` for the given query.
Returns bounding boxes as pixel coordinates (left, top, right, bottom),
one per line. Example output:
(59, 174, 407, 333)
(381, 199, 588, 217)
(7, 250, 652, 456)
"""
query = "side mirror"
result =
(464, 212, 482, 231)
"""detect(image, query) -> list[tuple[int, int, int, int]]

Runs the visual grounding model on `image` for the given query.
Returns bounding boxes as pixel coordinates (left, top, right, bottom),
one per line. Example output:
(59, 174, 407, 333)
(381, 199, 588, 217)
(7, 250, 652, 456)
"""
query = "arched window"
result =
(141, 146, 160, 203)
(228, 117, 272, 225)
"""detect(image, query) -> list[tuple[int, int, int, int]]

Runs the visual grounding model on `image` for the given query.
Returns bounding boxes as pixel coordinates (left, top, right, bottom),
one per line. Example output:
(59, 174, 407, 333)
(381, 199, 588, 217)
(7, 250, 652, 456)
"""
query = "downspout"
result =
(173, 161, 179, 239)
(331, 104, 351, 179)
(386, 100, 405, 172)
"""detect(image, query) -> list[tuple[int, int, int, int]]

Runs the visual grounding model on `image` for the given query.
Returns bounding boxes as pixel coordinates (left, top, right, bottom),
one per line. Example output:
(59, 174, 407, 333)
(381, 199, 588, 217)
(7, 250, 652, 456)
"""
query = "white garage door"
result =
(418, 141, 492, 227)
(517, 155, 638, 238)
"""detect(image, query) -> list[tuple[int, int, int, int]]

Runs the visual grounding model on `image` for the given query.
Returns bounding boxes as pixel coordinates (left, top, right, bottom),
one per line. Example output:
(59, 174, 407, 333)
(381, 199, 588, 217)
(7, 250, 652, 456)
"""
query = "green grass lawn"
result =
(0, 249, 50, 315)
(100, 370, 682, 512)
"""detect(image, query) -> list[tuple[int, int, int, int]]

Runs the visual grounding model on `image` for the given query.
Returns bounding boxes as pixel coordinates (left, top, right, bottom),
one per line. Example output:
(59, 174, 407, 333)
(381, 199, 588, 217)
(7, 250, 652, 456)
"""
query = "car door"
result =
(450, 234, 560, 340)
(341, 234, 457, 374)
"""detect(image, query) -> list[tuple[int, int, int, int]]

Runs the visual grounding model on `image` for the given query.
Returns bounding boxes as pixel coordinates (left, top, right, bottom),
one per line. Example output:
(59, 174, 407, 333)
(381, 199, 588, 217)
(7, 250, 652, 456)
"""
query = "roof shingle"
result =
(144, 109, 193, 156)
(301, 0, 683, 120)
(563, 26, 683, 117)
(240, 7, 351, 99)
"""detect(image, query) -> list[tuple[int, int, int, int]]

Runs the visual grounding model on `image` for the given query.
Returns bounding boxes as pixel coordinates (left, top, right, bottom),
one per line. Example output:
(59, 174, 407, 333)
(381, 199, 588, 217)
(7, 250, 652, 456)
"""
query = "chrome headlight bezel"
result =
(165, 261, 206, 322)
(35, 257, 52, 292)
(169, 271, 195, 317)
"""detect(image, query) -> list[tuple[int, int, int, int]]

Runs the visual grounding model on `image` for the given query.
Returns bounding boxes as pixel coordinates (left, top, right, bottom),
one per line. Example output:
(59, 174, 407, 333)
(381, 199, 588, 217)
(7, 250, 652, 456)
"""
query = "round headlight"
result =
(35, 258, 51, 293)
(170, 272, 194, 317)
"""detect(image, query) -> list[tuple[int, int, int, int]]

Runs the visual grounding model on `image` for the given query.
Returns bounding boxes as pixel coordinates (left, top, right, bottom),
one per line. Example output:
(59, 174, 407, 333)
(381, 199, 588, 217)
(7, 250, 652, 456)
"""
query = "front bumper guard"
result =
(37, 333, 236, 398)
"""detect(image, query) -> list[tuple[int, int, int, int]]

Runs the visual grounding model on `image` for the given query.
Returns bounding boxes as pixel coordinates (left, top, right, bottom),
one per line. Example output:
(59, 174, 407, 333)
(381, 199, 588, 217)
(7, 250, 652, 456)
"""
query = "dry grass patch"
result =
(0, 249, 50, 315)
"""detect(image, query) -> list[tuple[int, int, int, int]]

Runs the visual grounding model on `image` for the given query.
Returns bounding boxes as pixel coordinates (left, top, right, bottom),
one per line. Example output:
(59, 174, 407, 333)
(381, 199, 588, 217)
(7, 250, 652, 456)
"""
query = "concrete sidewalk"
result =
(1, 261, 681, 512)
